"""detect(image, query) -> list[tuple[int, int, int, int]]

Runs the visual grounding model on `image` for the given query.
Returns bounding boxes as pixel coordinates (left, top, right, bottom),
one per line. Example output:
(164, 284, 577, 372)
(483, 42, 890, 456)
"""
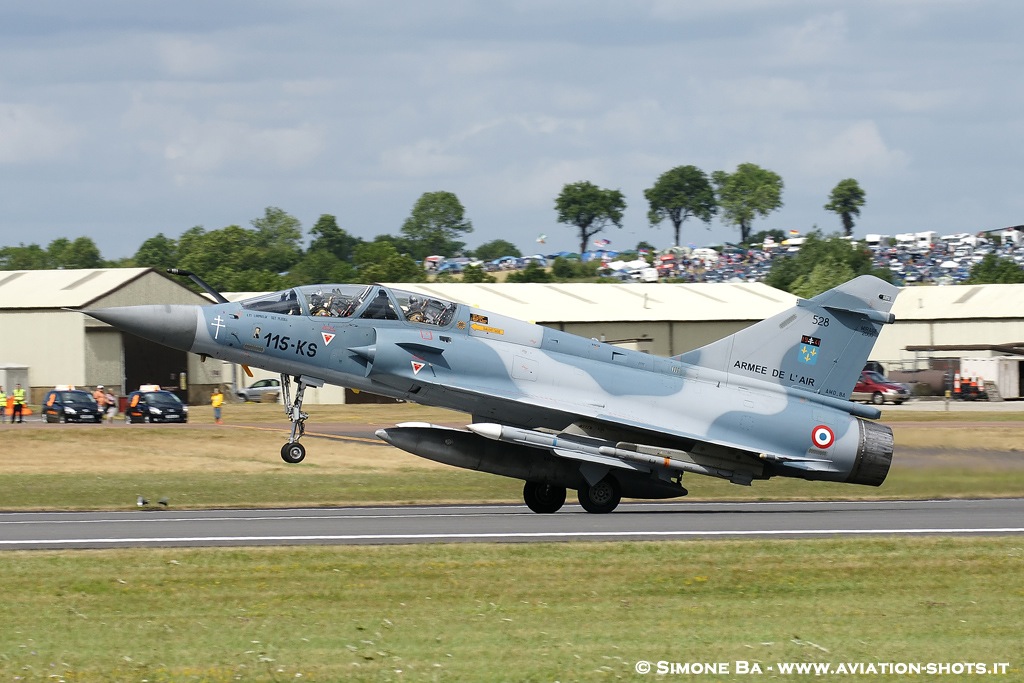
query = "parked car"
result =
(236, 378, 281, 402)
(125, 390, 189, 423)
(42, 389, 103, 423)
(852, 370, 911, 405)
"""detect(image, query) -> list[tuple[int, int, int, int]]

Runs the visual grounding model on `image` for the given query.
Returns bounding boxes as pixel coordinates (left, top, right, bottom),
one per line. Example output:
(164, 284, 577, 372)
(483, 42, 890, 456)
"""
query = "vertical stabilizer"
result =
(676, 275, 899, 401)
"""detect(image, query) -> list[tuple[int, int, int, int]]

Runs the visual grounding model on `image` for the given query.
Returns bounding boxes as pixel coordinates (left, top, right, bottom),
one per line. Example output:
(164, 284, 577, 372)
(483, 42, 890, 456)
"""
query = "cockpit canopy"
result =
(240, 285, 457, 327)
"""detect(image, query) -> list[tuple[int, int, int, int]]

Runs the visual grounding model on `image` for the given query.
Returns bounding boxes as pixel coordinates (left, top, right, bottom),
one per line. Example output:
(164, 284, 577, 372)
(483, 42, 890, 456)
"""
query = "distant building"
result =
(0, 268, 219, 405)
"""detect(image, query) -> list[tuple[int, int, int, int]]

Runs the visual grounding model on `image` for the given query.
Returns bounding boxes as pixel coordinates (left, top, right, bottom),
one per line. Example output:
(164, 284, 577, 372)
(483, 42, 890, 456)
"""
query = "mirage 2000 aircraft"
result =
(86, 270, 899, 514)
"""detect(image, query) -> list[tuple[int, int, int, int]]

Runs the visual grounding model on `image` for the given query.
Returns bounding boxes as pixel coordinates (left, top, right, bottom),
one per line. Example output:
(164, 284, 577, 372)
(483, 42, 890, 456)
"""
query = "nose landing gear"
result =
(279, 374, 324, 464)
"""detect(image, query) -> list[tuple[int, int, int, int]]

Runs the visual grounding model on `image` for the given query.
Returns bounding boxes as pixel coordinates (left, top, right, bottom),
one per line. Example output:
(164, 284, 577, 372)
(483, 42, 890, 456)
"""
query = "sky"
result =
(1, 0, 1022, 260)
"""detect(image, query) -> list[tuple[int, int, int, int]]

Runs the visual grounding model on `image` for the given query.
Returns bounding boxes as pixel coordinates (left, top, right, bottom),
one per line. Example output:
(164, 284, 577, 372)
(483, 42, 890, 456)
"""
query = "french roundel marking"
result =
(811, 425, 835, 449)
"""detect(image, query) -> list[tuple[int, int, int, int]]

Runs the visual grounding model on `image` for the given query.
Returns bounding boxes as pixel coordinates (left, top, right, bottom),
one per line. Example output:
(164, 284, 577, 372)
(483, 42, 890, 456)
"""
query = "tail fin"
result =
(676, 275, 899, 401)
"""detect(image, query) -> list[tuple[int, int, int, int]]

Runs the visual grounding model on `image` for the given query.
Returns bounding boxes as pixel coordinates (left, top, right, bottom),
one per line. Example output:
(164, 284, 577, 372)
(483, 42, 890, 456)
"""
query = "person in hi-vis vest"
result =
(12, 383, 26, 423)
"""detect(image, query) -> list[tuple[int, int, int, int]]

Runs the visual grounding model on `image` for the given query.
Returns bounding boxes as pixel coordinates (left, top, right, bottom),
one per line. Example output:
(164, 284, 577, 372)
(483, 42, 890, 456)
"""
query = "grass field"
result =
(0, 403, 1021, 510)
(2, 405, 1022, 681)
(2, 538, 1022, 682)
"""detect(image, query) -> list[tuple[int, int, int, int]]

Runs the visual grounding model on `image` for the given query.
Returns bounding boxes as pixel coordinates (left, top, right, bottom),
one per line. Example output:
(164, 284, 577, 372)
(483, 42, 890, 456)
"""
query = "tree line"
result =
(0, 163, 863, 278)
(2, 167, 1020, 295)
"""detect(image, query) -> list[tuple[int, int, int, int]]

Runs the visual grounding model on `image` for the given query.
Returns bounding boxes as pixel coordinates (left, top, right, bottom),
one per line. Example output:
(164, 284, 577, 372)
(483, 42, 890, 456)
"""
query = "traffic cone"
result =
(953, 373, 961, 399)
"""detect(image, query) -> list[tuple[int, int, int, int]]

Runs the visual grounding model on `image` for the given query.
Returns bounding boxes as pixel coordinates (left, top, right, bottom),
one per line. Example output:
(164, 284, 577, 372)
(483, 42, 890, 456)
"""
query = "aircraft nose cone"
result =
(85, 305, 199, 352)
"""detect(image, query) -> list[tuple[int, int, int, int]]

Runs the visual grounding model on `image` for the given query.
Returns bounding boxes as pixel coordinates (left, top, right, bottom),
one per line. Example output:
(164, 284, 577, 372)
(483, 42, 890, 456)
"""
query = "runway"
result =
(1, 498, 1022, 550)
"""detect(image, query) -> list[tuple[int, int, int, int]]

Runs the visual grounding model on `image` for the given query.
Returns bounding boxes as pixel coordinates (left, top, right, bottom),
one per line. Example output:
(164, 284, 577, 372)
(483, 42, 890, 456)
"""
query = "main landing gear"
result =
(523, 481, 567, 514)
(522, 475, 622, 514)
(576, 476, 621, 514)
(278, 374, 324, 464)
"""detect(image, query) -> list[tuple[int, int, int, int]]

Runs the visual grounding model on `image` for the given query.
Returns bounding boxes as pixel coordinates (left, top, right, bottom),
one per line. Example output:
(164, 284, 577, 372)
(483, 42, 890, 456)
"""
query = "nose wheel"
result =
(278, 374, 323, 464)
(281, 441, 306, 464)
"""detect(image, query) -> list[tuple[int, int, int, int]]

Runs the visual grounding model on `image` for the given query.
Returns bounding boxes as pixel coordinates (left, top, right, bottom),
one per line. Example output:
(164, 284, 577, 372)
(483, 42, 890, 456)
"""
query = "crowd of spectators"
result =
(595, 230, 1024, 285)
(429, 229, 1024, 286)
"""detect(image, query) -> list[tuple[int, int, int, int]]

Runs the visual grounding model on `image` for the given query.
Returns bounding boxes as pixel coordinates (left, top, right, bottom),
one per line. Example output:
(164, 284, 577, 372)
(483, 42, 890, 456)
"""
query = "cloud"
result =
(770, 11, 848, 65)
(795, 120, 910, 177)
(163, 120, 325, 176)
(692, 77, 816, 114)
(154, 36, 238, 78)
(378, 138, 471, 177)
(0, 104, 79, 163)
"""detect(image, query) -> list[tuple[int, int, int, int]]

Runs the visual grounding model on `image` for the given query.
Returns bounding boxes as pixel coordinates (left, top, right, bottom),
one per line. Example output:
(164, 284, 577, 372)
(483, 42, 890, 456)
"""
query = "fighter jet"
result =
(86, 271, 899, 514)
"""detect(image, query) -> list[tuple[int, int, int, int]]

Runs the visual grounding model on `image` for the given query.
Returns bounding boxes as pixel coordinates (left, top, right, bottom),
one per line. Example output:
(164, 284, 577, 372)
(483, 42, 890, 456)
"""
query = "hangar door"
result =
(123, 332, 189, 402)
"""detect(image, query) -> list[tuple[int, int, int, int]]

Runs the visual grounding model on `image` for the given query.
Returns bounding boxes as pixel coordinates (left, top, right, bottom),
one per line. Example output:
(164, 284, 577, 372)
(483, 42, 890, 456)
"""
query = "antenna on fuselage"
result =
(167, 268, 229, 304)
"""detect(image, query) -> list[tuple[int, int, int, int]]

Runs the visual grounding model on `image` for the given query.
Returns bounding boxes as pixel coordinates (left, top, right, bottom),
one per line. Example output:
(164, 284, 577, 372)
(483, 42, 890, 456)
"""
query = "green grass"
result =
(3, 463, 1022, 511)
(1, 538, 1021, 682)
(4, 406, 1023, 681)
(0, 469, 524, 510)
(2, 402, 1023, 510)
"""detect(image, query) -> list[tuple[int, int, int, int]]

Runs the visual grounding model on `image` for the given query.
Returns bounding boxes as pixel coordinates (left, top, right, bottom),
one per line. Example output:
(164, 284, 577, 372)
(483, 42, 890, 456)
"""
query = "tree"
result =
(308, 214, 361, 261)
(824, 179, 866, 237)
(132, 233, 178, 270)
(506, 260, 552, 283)
(636, 240, 656, 254)
(554, 181, 626, 255)
(353, 240, 425, 283)
(711, 163, 784, 244)
(371, 233, 418, 258)
(788, 257, 856, 298)
(0, 243, 49, 269)
(966, 254, 1024, 284)
(400, 191, 473, 260)
(36, 237, 104, 269)
(748, 229, 786, 247)
(644, 165, 717, 247)
(765, 231, 888, 295)
(287, 250, 358, 286)
(250, 207, 304, 273)
(473, 239, 521, 261)
(549, 257, 600, 281)
(54, 237, 103, 269)
(176, 224, 291, 293)
(460, 264, 495, 283)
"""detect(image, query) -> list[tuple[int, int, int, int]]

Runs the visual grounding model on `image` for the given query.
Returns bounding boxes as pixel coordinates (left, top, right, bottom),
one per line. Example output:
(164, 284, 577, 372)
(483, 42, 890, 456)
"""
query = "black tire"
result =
(871, 392, 885, 405)
(577, 476, 621, 514)
(523, 481, 566, 514)
(281, 442, 306, 464)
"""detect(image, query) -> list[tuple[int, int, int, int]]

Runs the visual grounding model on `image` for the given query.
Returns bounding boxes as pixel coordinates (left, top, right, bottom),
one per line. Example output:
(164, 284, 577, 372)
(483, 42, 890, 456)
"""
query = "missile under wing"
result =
(86, 272, 899, 514)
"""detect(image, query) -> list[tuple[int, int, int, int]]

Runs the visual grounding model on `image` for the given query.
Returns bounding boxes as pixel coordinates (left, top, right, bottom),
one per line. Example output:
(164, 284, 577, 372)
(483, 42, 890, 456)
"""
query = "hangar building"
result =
(0, 268, 221, 406)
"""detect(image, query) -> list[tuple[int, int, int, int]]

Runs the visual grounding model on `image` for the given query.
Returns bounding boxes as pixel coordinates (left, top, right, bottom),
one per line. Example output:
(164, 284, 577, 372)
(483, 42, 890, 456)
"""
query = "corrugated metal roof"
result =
(891, 283, 1024, 320)
(0, 268, 152, 309)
